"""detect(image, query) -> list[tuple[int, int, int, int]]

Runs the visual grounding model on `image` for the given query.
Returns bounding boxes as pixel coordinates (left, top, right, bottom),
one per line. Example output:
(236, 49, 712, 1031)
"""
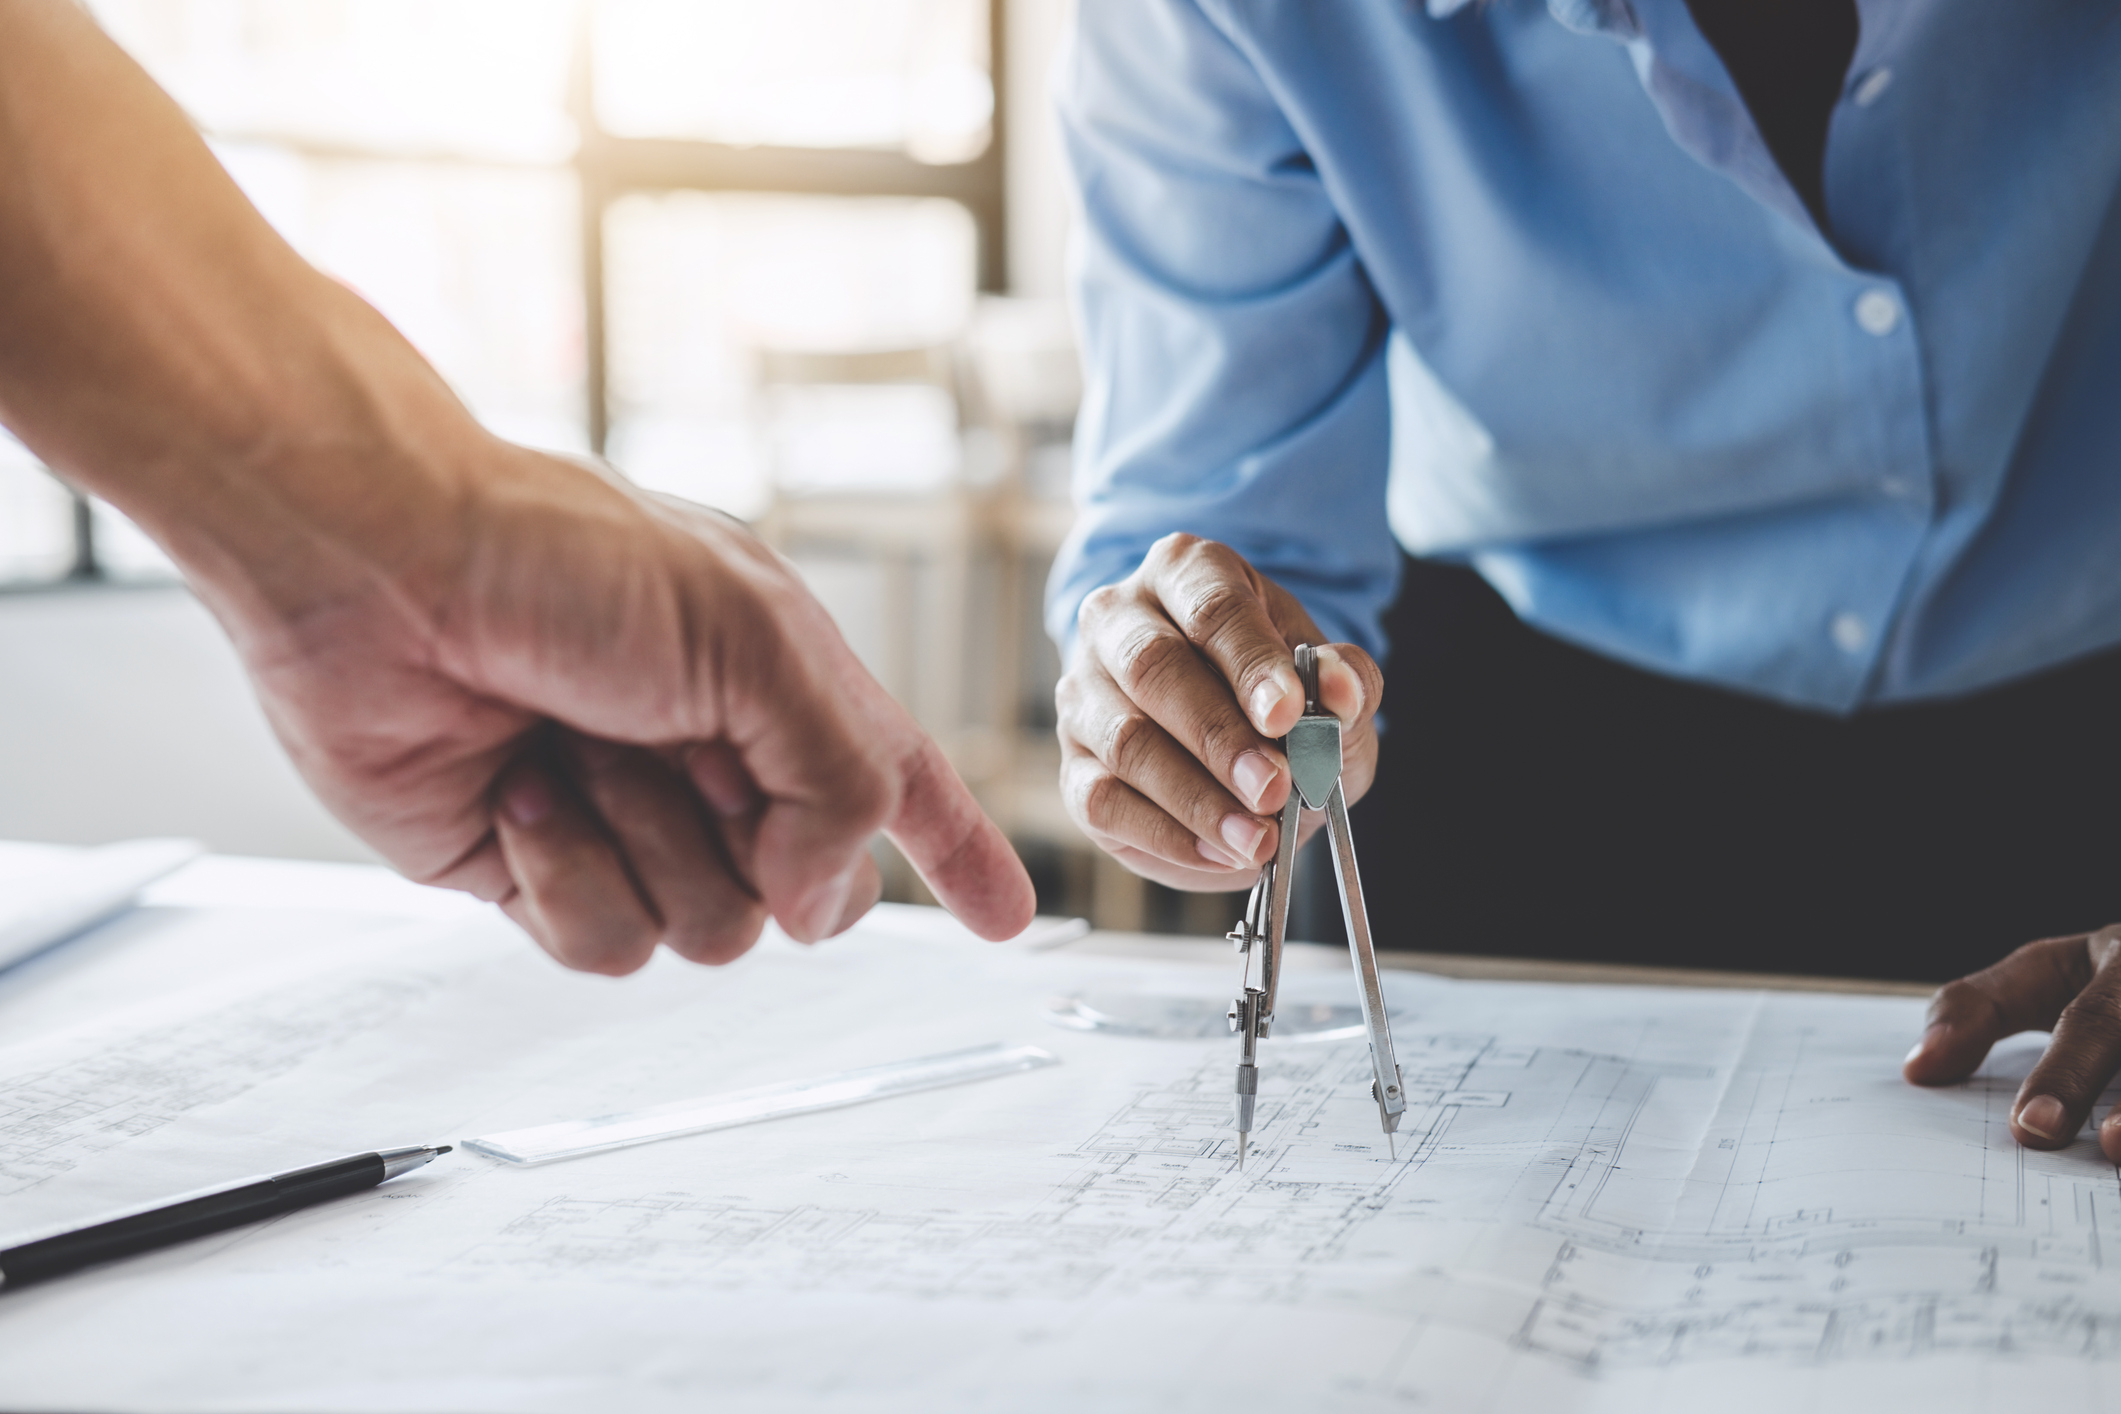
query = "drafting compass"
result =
(1227, 644, 1405, 1168)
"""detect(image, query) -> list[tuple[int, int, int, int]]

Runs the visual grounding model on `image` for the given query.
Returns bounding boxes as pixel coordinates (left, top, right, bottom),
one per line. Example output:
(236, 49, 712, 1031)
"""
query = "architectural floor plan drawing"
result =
(439, 1033, 1707, 1309)
(0, 970, 431, 1196)
(1511, 1005, 2121, 1375)
(1, 917, 2118, 1413)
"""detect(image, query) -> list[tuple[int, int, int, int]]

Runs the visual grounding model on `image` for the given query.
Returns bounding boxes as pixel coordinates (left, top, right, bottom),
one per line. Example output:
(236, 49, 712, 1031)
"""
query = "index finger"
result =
(1903, 933, 2095, 1086)
(716, 605, 1032, 943)
(885, 732, 1038, 941)
(1139, 534, 1304, 736)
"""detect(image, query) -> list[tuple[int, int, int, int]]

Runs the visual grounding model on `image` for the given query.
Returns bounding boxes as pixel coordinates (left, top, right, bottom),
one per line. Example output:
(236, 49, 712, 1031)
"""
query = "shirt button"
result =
(1831, 612, 1868, 654)
(1852, 68, 1894, 107)
(1880, 475, 1918, 500)
(1855, 290, 1901, 336)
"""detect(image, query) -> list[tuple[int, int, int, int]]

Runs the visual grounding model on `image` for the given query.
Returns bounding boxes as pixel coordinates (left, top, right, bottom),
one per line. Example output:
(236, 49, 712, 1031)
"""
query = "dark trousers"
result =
(1298, 557, 2121, 983)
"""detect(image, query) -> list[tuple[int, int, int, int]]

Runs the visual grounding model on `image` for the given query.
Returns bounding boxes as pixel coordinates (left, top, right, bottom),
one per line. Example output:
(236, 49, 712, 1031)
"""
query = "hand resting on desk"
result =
(1905, 928, 2121, 1162)
(1057, 533, 1385, 891)
(0, 0, 1036, 971)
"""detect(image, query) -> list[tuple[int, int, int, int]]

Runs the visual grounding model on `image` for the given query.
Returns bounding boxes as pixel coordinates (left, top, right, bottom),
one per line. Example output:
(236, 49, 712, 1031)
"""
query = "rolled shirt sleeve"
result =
(1044, 0, 1402, 661)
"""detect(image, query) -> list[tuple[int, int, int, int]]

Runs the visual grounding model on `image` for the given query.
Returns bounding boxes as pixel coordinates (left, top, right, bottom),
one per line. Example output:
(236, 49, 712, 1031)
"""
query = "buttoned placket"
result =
(1597, 0, 1940, 704)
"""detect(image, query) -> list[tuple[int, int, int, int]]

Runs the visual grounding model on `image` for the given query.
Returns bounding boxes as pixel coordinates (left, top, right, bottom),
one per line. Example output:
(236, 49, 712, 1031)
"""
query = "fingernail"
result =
(1905, 1022, 1949, 1065)
(1248, 671, 1297, 732)
(1220, 813, 1266, 860)
(1315, 646, 1364, 724)
(502, 774, 553, 827)
(2018, 1094, 2067, 1140)
(1196, 836, 1242, 869)
(797, 867, 857, 942)
(1232, 752, 1278, 810)
(830, 868, 882, 936)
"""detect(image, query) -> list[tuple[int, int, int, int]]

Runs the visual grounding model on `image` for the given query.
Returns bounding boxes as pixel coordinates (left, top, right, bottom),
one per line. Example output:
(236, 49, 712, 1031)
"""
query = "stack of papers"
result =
(0, 838, 201, 969)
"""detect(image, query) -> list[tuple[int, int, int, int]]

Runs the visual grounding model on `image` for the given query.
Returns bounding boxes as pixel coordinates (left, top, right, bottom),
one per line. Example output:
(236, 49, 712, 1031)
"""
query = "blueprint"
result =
(0, 911, 2116, 1413)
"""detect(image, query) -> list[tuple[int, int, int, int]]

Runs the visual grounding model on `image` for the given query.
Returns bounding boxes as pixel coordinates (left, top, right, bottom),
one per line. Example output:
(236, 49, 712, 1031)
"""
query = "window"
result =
(2, 0, 1005, 587)
(606, 191, 978, 516)
(593, 0, 992, 162)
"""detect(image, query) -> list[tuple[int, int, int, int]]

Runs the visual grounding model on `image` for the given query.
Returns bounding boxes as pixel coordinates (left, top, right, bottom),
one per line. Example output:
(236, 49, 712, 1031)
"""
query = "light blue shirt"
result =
(1045, 0, 2121, 712)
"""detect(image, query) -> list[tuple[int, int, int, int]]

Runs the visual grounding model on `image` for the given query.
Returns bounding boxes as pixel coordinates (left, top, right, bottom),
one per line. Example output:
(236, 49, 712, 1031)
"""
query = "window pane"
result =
(770, 384, 961, 496)
(603, 193, 976, 517)
(594, 0, 992, 163)
(0, 439, 76, 587)
(216, 143, 588, 453)
(87, 0, 577, 161)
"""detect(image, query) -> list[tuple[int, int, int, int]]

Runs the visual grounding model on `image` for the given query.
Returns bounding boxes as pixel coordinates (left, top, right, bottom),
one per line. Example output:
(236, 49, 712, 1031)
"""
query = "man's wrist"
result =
(103, 280, 493, 650)
(0, 0, 490, 647)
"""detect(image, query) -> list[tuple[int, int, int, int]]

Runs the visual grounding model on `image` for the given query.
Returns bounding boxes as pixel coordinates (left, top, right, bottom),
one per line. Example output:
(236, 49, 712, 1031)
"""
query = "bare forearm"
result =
(0, 0, 480, 631)
(0, 1, 1039, 959)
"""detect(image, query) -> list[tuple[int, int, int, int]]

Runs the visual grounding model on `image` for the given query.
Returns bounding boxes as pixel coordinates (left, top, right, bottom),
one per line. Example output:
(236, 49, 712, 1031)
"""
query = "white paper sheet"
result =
(0, 911, 2114, 1414)
(0, 837, 202, 968)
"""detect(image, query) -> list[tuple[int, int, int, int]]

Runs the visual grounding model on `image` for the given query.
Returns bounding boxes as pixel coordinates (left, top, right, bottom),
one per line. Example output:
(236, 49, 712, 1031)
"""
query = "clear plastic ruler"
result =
(463, 1041, 1061, 1166)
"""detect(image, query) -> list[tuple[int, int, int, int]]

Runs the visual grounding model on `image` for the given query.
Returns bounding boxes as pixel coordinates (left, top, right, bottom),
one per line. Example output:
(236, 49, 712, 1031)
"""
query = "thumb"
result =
(1313, 643, 1384, 730)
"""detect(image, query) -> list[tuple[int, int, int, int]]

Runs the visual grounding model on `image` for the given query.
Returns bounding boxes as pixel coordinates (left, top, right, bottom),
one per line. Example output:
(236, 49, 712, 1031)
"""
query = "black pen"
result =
(0, 1145, 450, 1290)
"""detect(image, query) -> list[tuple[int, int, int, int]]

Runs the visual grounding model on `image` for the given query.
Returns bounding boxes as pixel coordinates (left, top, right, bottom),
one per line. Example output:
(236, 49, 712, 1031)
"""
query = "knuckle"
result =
(832, 757, 897, 835)
(1053, 671, 1084, 718)
(1063, 758, 1191, 861)
(1058, 754, 1102, 816)
(2028, 940, 2097, 998)
(1078, 768, 1133, 827)
(1102, 710, 1162, 777)
(1053, 671, 1105, 739)
(1143, 531, 1203, 572)
(1926, 976, 2004, 1030)
(2060, 992, 2121, 1046)
(1110, 623, 1195, 700)
(1170, 533, 1235, 574)
(1191, 706, 1260, 766)
(1962, 939, 2086, 1023)
(1176, 576, 1258, 642)
(1078, 582, 1126, 631)
(1181, 769, 1238, 824)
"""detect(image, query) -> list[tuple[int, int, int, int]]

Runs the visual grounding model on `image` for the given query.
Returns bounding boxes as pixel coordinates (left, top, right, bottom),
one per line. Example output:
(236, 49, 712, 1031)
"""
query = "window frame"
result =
(34, 0, 1009, 582)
